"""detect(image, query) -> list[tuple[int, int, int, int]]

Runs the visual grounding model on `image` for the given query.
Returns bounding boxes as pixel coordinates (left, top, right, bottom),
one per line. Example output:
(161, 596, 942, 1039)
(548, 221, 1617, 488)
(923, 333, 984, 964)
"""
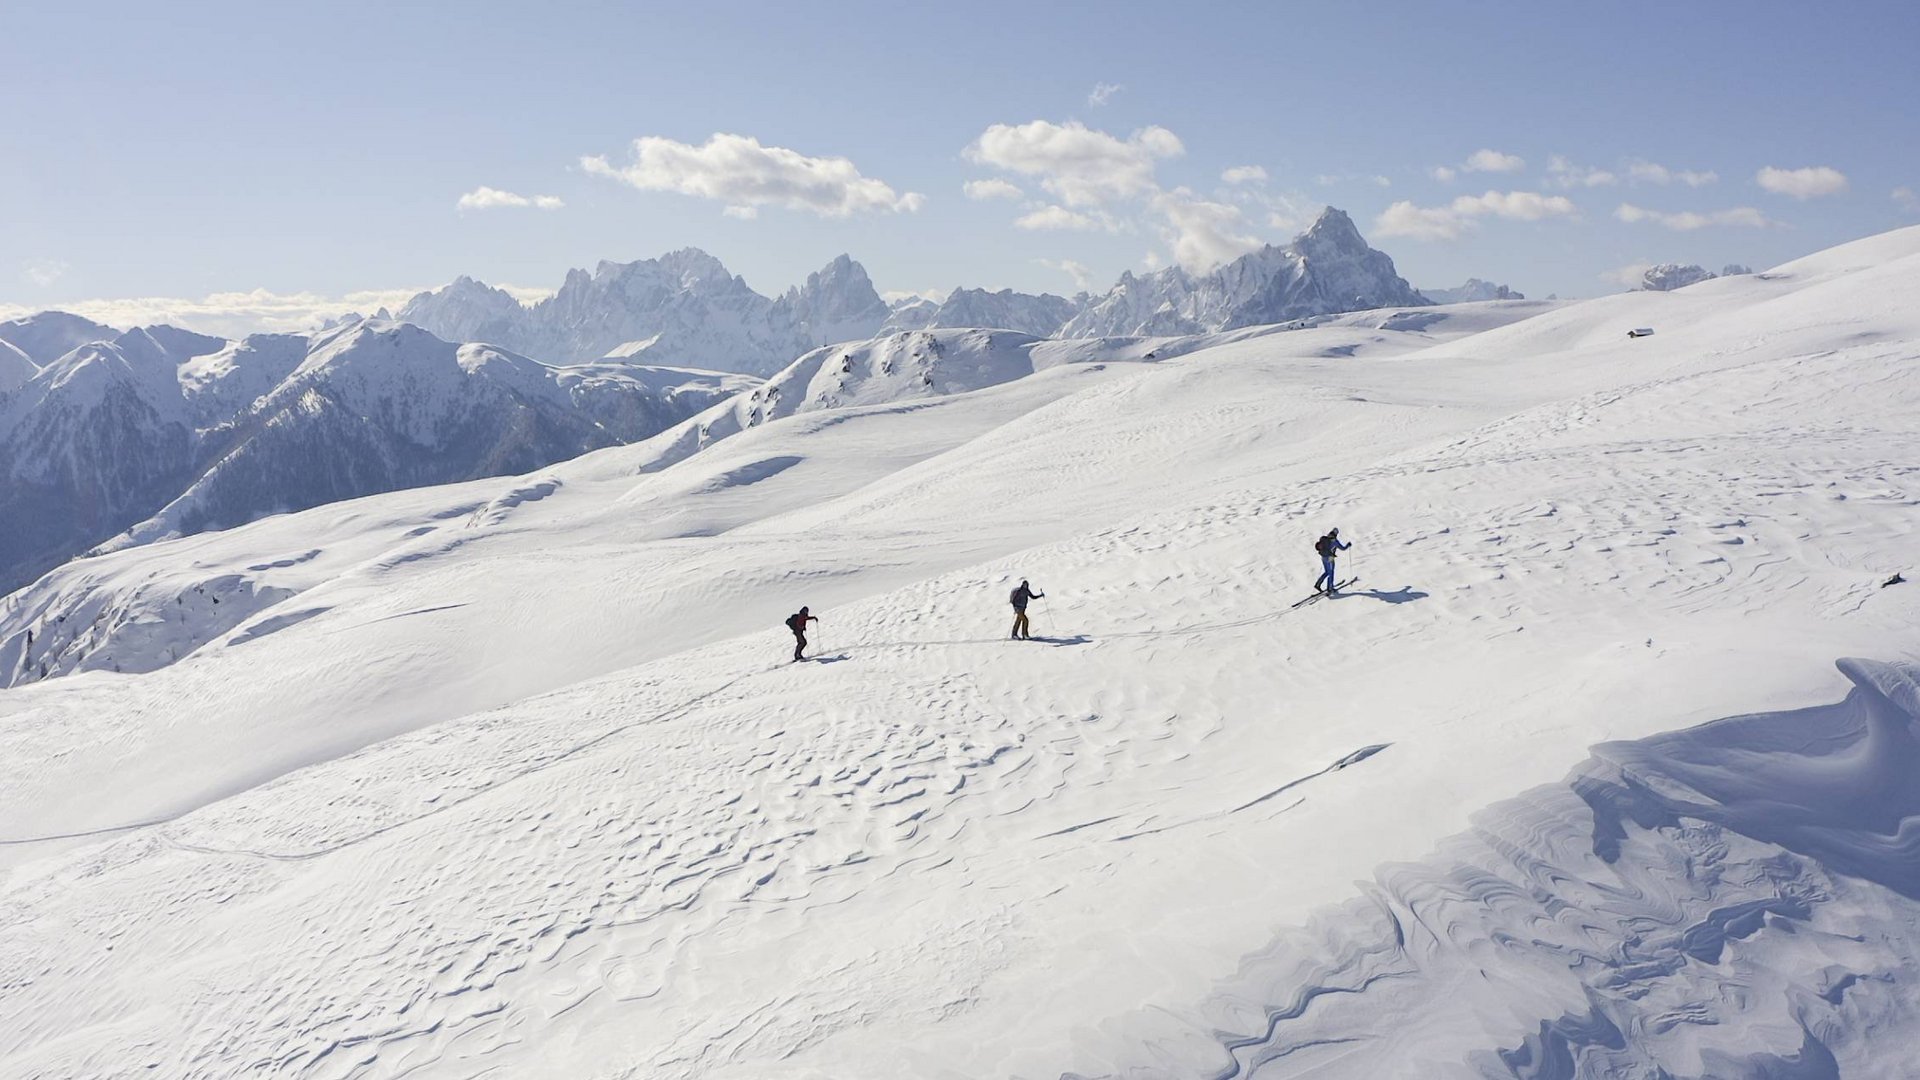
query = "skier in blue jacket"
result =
(1314, 528, 1350, 594)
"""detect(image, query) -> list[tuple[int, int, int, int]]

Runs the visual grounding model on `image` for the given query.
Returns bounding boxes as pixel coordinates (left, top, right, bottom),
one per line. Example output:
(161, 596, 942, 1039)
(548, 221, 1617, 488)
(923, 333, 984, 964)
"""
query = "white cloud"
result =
(1626, 160, 1718, 187)
(1895, 186, 1920, 214)
(965, 120, 1183, 207)
(1375, 201, 1464, 240)
(721, 205, 758, 220)
(1547, 155, 1617, 188)
(1452, 190, 1577, 221)
(24, 260, 69, 286)
(1087, 81, 1124, 107)
(1601, 262, 1656, 288)
(963, 178, 1025, 201)
(1421, 148, 1525, 182)
(581, 132, 923, 217)
(1756, 165, 1849, 199)
(1463, 148, 1526, 174)
(1014, 205, 1105, 231)
(881, 287, 949, 304)
(1319, 172, 1390, 188)
(1037, 258, 1095, 290)
(457, 186, 564, 211)
(1373, 189, 1577, 241)
(1153, 188, 1262, 272)
(1222, 164, 1269, 185)
(0, 286, 450, 339)
(1614, 203, 1777, 230)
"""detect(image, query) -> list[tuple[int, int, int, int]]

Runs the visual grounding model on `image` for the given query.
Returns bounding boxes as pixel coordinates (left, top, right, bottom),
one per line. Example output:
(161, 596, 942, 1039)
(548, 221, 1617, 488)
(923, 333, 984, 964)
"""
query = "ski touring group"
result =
(784, 529, 1353, 662)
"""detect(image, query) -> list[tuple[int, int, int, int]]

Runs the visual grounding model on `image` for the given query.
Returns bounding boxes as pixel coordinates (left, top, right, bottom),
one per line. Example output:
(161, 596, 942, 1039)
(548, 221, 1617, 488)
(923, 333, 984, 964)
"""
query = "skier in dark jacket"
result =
(1009, 580, 1044, 640)
(1314, 528, 1350, 594)
(786, 606, 819, 662)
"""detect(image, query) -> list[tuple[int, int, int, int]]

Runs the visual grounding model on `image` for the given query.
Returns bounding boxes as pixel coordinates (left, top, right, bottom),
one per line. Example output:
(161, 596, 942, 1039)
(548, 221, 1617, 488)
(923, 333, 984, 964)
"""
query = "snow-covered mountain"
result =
(772, 253, 893, 346)
(4, 225, 1917, 1076)
(1422, 277, 1526, 304)
(888, 286, 1083, 337)
(398, 208, 1428, 363)
(400, 251, 893, 375)
(1061, 208, 1430, 337)
(0, 339, 34, 393)
(1638, 262, 1751, 292)
(0, 331, 200, 598)
(1639, 262, 1720, 291)
(0, 310, 116, 367)
(0, 320, 754, 592)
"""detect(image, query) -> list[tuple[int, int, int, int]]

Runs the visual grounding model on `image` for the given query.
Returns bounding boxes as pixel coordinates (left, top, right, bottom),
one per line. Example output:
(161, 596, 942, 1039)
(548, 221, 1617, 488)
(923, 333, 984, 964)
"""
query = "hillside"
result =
(0, 228, 1917, 1077)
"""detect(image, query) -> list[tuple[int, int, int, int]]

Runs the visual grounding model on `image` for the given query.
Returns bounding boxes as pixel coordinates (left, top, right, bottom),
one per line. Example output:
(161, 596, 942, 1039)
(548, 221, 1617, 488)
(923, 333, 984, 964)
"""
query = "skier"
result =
(1009, 579, 1045, 640)
(1313, 528, 1351, 594)
(786, 606, 819, 662)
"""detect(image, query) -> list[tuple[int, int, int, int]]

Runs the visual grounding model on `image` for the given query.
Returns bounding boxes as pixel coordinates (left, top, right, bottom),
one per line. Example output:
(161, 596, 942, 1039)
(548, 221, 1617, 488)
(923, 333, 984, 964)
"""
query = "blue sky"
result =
(5, 0, 1918, 332)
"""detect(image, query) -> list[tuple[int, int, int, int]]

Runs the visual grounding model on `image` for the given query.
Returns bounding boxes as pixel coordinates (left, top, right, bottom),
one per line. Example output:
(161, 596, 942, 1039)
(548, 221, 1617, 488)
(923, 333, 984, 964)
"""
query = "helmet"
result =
(1329, 527, 1340, 535)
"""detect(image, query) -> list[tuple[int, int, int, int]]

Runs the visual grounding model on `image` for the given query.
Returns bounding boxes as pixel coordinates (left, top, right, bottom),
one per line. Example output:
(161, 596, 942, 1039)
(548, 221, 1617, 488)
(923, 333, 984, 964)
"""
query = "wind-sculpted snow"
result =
(1, 227, 1918, 1077)
(1093, 659, 1920, 1079)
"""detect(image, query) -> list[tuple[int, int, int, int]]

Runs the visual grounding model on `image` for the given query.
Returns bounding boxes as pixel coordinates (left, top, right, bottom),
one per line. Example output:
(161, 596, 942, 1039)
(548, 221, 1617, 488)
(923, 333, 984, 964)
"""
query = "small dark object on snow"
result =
(1627, 328, 1655, 339)
(1884, 573, 1906, 588)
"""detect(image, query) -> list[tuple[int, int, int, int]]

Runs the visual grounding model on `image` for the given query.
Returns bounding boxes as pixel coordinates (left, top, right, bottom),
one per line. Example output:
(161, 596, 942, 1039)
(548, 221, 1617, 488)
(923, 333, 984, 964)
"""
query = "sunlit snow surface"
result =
(2, 231, 1918, 1078)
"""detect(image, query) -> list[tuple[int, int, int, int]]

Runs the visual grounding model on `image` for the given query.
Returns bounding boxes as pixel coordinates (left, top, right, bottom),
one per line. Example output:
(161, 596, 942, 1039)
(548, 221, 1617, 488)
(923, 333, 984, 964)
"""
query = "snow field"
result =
(1, 228, 1918, 1076)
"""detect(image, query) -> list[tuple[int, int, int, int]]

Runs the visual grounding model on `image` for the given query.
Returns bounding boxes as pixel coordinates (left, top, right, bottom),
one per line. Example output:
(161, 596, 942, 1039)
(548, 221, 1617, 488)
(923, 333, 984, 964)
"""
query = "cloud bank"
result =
(582, 133, 924, 218)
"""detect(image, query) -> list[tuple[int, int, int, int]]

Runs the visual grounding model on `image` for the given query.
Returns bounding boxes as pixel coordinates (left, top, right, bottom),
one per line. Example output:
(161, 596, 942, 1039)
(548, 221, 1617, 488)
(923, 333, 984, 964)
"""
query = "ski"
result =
(1291, 577, 1358, 608)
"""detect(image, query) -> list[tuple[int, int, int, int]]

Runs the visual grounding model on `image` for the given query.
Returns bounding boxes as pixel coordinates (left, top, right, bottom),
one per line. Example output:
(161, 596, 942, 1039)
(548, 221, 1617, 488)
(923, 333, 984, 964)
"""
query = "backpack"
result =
(786, 613, 806, 632)
(1009, 587, 1023, 606)
(1314, 535, 1334, 557)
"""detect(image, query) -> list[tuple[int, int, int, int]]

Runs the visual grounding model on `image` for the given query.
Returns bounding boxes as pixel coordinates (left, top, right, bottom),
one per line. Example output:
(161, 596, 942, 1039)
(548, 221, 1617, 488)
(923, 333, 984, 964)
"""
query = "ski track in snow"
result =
(1, 231, 1919, 1077)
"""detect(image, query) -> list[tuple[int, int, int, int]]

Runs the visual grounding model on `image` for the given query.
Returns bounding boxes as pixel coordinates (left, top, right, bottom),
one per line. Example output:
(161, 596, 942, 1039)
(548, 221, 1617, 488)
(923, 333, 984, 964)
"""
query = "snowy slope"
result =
(0, 339, 36, 394)
(1, 228, 1918, 1077)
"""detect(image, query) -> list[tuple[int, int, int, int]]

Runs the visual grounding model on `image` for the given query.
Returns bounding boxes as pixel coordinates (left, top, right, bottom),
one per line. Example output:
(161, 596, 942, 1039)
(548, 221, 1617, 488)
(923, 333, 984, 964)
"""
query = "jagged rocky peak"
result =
(778, 255, 890, 346)
(1639, 264, 1718, 292)
(1296, 206, 1371, 256)
(1423, 279, 1527, 305)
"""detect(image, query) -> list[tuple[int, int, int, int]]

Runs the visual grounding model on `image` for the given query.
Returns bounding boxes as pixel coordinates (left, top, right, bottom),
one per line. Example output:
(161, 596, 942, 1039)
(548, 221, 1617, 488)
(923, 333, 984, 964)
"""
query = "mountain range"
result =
(399, 208, 1441, 371)
(0, 317, 750, 594)
(2, 207, 1496, 596)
